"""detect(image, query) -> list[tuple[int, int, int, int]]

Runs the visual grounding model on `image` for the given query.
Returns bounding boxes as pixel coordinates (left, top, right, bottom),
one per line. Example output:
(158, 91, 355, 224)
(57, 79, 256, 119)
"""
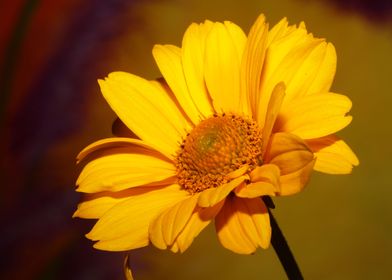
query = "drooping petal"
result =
(279, 158, 316, 196)
(76, 147, 176, 193)
(215, 196, 271, 254)
(181, 21, 215, 120)
(204, 21, 246, 113)
(99, 72, 190, 159)
(198, 176, 247, 207)
(241, 14, 269, 117)
(77, 137, 160, 163)
(276, 93, 352, 139)
(73, 186, 164, 219)
(87, 184, 189, 251)
(266, 132, 314, 175)
(149, 193, 199, 250)
(307, 135, 359, 174)
(174, 201, 224, 253)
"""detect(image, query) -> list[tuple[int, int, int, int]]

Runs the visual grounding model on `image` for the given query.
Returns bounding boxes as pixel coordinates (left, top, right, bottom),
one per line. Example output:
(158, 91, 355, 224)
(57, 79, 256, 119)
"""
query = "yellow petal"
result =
(153, 44, 206, 124)
(305, 42, 336, 96)
(215, 197, 271, 254)
(257, 19, 331, 125)
(204, 22, 246, 113)
(87, 184, 189, 251)
(279, 158, 316, 196)
(198, 176, 247, 207)
(276, 93, 352, 139)
(262, 82, 286, 156)
(235, 181, 278, 198)
(174, 201, 224, 253)
(99, 72, 190, 159)
(266, 132, 314, 175)
(241, 14, 268, 117)
(181, 21, 215, 120)
(307, 135, 359, 174)
(235, 164, 281, 198)
(227, 164, 249, 179)
(77, 137, 155, 163)
(76, 147, 176, 193)
(149, 194, 199, 250)
(73, 186, 163, 219)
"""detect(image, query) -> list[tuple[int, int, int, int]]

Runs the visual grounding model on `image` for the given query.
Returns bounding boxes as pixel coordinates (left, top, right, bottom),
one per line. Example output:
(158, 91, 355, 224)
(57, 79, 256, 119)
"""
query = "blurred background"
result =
(1, 0, 391, 279)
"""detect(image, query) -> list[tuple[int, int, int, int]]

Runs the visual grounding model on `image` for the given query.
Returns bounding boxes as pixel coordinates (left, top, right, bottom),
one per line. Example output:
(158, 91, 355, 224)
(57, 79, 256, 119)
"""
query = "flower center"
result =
(176, 113, 263, 194)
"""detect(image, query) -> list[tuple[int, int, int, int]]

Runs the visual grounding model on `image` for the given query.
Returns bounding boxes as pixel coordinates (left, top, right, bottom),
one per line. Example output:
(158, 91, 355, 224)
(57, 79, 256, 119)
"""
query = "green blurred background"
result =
(1, 0, 391, 279)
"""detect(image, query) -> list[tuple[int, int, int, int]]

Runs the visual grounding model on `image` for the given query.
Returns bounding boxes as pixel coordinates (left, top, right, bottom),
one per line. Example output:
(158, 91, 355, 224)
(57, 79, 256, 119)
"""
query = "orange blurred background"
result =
(1, 0, 391, 279)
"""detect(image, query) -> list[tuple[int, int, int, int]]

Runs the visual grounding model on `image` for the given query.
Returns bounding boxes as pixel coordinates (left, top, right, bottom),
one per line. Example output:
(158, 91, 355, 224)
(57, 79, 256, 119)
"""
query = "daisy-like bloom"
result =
(74, 14, 358, 254)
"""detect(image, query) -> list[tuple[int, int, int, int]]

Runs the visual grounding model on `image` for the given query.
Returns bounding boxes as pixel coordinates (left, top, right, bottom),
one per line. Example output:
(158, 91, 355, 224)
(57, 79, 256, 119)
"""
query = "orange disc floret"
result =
(176, 113, 263, 193)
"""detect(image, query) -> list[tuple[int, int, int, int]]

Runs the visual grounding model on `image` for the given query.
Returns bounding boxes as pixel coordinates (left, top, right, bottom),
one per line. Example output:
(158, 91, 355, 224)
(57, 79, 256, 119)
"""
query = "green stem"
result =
(268, 209, 304, 279)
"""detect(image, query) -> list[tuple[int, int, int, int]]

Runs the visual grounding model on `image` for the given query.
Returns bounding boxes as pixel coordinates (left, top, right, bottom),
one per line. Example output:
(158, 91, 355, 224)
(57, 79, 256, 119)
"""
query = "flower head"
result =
(74, 14, 358, 254)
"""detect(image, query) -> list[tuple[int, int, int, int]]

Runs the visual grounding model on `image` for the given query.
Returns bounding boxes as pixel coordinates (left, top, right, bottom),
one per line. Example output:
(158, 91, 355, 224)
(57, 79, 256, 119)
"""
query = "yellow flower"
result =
(74, 14, 358, 254)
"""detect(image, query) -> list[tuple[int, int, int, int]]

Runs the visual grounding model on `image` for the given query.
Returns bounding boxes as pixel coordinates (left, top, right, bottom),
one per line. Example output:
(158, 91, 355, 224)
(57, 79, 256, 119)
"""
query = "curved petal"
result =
(215, 196, 270, 254)
(197, 176, 247, 207)
(266, 132, 314, 175)
(77, 137, 160, 163)
(204, 21, 246, 113)
(149, 193, 199, 250)
(87, 184, 189, 251)
(73, 186, 164, 219)
(241, 14, 269, 117)
(256, 20, 336, 125)
(173, 201, 224, 253)
(306, 135, 359, 174)
(275, 93, 352, 139)
(278, 158, 316, 196)
(76, 147, 176, 193)
(181, 20, 216, 119)
(99, 72, 190, 159)
(262, 82, 285, 156)
(153, 44, 208, 124)
(235, 164, 281, 198)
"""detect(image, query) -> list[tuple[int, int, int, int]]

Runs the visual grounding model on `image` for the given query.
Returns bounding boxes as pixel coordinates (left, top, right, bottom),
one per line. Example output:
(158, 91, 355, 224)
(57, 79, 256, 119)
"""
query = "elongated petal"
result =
(77, 147, 176, 193)
(153, 44, 206, 124)
(77, 137, 159, 163)
(149, 194, 199, 250)
(262, 82, 285, 155)
(215, 197, 270, 254)
(276, 93, 352, 139)
(279, 158, 316, 196)
(256, 20, 336, 125)
(241, 14, 268, 117)
(174, 202, 224, 253)
(266, 132, 314, 175)
(307, 135, 359, 174)
(198, 176, 247, 207)
(204, 22, 246, 113)
(181, 21, 215, 120)
(73, 186, 164, 219)
(284, 42, 336, 102)
(99, 72, 190, 159)
(87, 184, 189, 251)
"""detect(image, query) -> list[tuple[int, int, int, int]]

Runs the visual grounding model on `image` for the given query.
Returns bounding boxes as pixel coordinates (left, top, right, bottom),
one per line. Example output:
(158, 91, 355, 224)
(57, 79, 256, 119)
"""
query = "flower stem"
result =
(268, 209, 304, 280)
